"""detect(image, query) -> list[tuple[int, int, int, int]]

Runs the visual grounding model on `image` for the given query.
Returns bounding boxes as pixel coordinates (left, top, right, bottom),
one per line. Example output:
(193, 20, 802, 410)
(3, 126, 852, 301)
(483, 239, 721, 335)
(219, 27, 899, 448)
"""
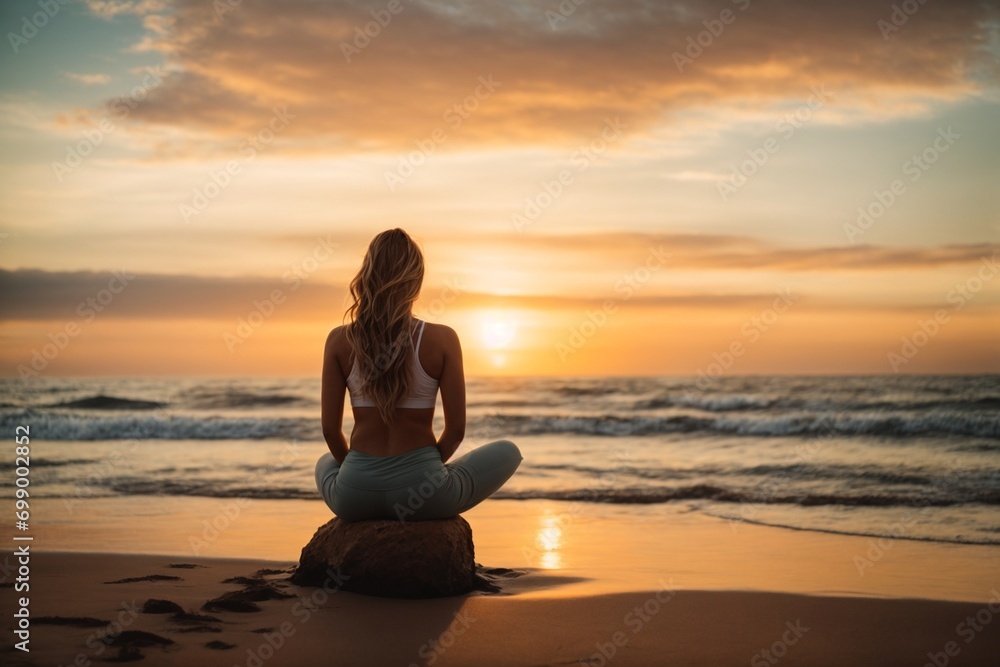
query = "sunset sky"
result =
(1, 0, 998, 377)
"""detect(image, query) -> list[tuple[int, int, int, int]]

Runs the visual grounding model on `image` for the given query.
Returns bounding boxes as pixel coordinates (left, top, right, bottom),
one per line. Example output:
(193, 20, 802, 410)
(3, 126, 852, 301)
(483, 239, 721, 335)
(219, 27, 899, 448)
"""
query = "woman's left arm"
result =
(435, 325, 466, 463)
(321, 327, 350, 464)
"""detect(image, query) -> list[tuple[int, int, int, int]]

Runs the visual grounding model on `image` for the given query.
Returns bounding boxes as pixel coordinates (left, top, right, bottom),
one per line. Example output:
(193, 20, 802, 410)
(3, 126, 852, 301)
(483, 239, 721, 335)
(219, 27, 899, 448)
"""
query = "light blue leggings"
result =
(314, 440, 522, 522)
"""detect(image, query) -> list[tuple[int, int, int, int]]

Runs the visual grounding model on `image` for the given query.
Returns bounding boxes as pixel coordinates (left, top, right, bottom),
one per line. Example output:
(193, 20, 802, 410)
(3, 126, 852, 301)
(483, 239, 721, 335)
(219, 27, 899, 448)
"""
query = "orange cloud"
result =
(3, 235, 997, 322)
(84, 0, 996, 156)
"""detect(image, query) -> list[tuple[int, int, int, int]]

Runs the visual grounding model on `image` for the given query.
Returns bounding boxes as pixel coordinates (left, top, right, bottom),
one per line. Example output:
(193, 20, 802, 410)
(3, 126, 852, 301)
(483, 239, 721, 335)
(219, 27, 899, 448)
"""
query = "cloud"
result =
(64, 72, 112, 85)
(426, 231, 1000, 272)
(84, 0, 165, 18)
(0, 268, 341, 322)
(3, 236, 996, 321)
(264, 229, 1000, 276)
(78, 0, 996, 156)
(0, 266, 814, 322)
(661, 170, 729, 182)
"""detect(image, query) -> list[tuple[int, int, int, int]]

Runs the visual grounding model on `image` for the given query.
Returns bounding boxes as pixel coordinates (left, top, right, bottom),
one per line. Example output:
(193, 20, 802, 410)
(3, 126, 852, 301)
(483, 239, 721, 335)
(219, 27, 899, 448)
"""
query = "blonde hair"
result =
(344, 229, 424, 424)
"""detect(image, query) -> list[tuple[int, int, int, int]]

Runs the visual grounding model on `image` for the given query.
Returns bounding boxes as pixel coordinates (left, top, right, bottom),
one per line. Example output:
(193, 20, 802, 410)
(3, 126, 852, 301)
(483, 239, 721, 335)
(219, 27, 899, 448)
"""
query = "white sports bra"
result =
(346, 319, 439, 409)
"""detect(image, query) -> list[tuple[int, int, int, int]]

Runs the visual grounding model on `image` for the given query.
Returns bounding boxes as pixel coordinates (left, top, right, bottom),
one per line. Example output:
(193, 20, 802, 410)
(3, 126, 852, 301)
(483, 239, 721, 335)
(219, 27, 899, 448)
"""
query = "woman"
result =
(314, 229, 522, 522)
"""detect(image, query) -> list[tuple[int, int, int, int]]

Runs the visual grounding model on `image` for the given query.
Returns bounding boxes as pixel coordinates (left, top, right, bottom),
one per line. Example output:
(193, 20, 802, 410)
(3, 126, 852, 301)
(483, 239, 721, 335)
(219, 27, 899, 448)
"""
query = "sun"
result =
(480, 311, 518, 349)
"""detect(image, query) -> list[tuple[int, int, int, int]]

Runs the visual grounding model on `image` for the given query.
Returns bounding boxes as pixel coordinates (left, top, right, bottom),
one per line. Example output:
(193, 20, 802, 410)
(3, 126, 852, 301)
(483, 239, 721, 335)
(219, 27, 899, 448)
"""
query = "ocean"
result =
(2, 374, 998, 547)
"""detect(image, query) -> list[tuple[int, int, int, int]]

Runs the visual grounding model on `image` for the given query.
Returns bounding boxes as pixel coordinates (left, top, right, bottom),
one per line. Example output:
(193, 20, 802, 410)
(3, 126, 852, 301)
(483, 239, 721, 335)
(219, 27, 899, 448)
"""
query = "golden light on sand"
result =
(536, 510, 565, 570)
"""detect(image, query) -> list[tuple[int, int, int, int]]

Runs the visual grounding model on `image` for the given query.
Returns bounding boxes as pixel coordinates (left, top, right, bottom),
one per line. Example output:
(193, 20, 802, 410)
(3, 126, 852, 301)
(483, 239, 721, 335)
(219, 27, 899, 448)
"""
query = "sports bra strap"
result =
(414, 319, 426, 353)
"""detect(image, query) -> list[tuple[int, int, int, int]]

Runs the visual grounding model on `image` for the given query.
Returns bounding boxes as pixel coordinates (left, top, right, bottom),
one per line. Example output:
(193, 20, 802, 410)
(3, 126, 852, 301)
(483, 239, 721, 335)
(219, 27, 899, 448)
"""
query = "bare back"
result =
(321, 319, 467, 460)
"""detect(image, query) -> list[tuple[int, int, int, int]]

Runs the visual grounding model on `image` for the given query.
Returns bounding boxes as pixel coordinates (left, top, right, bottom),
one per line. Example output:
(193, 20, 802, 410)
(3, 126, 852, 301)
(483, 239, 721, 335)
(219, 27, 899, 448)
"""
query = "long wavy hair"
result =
(344, 229, 425, 424)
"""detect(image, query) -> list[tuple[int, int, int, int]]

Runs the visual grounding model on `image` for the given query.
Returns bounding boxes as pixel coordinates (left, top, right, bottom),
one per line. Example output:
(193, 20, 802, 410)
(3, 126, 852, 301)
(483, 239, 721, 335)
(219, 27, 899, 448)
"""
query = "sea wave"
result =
(28, 458, 100, 468)
(529, 461, 951, 486)
(3, 407, 998, 440)
(9, 478, 997, 509)
(494, 411, 1000, 439)
(632, 394, 1000, 414)
(45, 394, 166, 410)
(34, 391, 312, 411)
(0, 410, 317, 441)
(492, 485, 1000, 507)
(635, 395, 782, 411)
(186, 390, 310, 409)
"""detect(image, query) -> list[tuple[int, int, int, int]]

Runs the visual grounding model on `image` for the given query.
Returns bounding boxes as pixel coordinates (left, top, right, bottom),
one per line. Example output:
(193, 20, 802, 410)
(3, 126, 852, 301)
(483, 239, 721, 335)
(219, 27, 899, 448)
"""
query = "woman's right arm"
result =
(321, 327, 350, 464)
(436, 326, 466, 463)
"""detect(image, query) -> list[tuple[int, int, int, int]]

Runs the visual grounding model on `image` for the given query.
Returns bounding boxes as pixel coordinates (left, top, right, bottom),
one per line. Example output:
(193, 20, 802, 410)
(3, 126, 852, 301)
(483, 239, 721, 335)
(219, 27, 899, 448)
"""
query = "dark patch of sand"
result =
(105, 574, 182, 584)
(35, 616, 109, 627)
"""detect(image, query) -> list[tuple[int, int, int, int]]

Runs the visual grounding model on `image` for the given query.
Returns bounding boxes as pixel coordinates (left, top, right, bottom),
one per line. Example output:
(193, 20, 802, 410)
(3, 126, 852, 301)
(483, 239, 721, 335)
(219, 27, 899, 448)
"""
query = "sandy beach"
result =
(7, 553, 1000, 667)
(5, 500, 999, 666)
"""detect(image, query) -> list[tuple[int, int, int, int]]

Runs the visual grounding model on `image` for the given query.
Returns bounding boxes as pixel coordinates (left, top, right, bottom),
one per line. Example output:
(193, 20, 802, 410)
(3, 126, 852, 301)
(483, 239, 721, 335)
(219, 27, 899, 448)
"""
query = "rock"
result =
(205, 640, 237, 650)
(34, 616, 109, 627)
(140, 599, 184, 614)
(201, 598, 261, 613)
(291, 516, 476, 598)
(104, 630, 174, 648)
(169, 611, 221, 625)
